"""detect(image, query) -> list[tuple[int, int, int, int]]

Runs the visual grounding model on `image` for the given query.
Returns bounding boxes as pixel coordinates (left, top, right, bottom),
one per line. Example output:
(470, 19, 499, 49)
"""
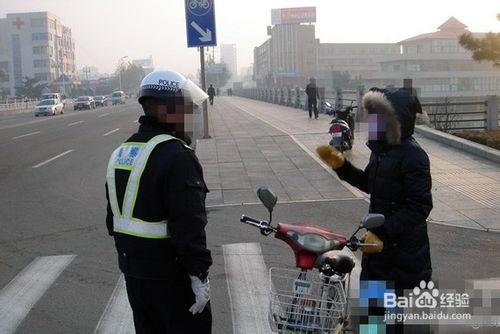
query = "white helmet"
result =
(138, 70, 208, 105)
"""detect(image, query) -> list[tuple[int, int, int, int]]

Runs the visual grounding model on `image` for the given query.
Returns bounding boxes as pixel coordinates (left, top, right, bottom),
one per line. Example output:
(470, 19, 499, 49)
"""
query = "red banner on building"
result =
(271, 7, 316, 25)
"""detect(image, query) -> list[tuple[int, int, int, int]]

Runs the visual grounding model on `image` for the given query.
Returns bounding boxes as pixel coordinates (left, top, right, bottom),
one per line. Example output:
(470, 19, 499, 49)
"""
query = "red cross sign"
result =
(12, 17, 24, 30)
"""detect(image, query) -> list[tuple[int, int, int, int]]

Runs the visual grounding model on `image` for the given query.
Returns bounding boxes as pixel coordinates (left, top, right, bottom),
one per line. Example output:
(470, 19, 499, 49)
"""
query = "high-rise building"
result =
(220, 44, 237, 80)
(0, 12, 76, 97)
(253, 7, 319, 87)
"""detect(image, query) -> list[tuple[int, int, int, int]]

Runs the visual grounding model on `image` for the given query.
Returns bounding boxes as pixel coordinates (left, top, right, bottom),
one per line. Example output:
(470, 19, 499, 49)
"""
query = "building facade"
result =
(316, 43, 400, 89)
(254, 23, 317, 88)
(132, 55, 154, 75)
(364, 17, 500, 99)
(0, 12, 76, 97)
(220, 44, 237, 80)
(253, 11, 500, 99)
(253, 7, 398, 89)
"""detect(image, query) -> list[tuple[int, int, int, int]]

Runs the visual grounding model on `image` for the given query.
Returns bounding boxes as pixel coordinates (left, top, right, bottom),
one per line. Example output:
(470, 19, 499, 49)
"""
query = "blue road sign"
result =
(185, 0, 217, 48)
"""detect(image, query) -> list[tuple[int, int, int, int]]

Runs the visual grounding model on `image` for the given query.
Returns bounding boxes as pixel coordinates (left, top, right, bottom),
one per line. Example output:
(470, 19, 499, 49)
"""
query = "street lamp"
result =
(118, 56, 129, 92)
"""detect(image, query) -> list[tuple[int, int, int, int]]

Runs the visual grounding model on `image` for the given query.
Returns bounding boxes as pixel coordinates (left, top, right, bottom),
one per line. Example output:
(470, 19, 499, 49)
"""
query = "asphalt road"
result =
(0, 100, 499, 333)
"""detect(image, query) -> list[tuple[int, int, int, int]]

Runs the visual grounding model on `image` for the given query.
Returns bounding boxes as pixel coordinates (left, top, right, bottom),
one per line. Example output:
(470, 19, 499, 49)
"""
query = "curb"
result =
(414, 125, 500, 164)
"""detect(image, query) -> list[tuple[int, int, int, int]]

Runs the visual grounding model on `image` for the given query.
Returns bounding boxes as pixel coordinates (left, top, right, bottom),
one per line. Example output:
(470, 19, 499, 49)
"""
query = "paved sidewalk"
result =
(195, 98, 359, 206)
(197, 96, 500, 232)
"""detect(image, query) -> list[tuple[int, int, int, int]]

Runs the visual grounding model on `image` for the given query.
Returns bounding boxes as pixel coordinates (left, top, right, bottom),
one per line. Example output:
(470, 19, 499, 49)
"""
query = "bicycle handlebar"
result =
(240, 215, 277, 235)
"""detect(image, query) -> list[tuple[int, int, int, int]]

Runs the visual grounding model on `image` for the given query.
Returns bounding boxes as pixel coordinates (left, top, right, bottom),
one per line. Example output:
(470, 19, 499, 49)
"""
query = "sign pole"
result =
(200, 47, 209, 138)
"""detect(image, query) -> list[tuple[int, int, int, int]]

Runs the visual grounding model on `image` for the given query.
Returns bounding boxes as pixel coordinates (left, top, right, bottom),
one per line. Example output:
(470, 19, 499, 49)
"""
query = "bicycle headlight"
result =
(290, 233, 326, 252)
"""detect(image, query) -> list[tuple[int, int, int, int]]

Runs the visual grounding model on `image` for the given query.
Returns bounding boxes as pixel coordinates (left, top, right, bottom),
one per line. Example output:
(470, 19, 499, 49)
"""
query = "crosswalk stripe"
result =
(0, 255, 76, 334)
(94, 274, 134, 334)
(223, 242, 272, 334)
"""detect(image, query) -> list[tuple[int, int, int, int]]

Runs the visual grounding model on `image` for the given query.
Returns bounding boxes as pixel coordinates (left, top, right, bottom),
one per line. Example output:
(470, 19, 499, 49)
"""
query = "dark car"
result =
(94, 95, 108, 107)
(74, 96, 95, 110)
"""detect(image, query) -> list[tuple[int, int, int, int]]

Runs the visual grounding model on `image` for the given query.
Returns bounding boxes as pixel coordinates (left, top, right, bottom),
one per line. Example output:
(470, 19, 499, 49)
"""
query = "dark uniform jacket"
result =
(305, 83, 319, 101)
(105, 116, 212, 281)
(207, 87, 216, 97)
(335, 88, 432, 289)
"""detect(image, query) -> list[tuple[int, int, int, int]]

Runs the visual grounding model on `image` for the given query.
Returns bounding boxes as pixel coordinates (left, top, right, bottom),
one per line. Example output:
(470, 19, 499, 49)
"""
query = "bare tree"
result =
(428, 97, 459, 133)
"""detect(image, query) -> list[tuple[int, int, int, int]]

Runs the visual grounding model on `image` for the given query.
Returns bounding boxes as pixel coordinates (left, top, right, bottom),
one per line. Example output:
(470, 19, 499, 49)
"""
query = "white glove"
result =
(189, 275, 210, 314)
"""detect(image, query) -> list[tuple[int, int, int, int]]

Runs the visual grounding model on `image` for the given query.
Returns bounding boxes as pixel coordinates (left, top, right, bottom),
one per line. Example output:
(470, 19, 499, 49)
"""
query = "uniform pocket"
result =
(185, 179, 209, 211)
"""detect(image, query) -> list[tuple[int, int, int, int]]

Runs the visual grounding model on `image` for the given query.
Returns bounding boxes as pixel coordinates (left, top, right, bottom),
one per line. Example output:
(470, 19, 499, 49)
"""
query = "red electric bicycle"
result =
(240, 186, 384, 333)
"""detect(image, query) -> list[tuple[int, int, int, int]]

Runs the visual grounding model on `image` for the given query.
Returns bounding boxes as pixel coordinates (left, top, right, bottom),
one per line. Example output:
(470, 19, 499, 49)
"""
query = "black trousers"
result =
(208, 96, 214, 105)
(125, 275, 212, 334)
(308, 98, 318, 118)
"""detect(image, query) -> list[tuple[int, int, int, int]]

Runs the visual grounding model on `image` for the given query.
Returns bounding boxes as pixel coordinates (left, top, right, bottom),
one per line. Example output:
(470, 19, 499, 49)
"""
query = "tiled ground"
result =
(196, 98, 357, 205)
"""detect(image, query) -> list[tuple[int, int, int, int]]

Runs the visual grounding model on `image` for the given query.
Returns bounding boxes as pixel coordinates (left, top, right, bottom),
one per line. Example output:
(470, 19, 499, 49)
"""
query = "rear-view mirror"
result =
(257, 186, 277, 213)
(360, 214, 384, 229)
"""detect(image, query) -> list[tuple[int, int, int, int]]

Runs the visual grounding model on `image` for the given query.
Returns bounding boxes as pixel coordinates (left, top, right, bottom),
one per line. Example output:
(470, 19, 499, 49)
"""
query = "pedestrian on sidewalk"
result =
(305, 77, 320, 119)
(105, 70, 212, 334)
(207, 84, 216, 105)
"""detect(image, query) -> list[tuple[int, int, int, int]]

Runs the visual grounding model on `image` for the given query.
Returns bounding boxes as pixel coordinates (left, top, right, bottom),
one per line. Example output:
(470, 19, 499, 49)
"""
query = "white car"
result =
(110, 91, 126, 105)
(34, 99, 64, 116)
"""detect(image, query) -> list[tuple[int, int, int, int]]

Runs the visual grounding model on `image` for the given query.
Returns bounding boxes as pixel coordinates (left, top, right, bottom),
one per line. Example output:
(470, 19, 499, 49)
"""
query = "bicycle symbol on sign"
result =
(188, 0, 211, 16)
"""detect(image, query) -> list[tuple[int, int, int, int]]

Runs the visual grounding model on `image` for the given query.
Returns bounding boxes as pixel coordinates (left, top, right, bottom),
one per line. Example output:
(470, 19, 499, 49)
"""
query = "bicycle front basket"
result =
(269, 267, 347, 333)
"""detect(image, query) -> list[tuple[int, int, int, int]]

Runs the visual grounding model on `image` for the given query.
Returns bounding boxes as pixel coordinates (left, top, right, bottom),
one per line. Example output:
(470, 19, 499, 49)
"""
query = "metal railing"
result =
(422, 96, 499, 131)
(234, 87, 362, 115)
(0, 98, 40, 112)
(236, 88, 499, 132)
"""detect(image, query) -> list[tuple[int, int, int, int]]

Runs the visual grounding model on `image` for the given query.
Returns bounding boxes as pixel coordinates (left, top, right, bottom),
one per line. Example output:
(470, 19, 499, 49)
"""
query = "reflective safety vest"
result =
(106, 134, 183, 239)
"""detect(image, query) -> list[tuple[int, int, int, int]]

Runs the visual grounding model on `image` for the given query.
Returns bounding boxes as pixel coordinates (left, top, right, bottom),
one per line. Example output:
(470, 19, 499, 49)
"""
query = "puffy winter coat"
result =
(336, 88, 432, 289)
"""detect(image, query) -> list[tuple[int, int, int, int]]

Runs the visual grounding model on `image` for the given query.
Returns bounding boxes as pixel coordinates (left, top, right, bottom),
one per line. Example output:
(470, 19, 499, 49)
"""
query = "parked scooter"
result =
(326, 101, 357, 152)
(240, 186, 384, 333)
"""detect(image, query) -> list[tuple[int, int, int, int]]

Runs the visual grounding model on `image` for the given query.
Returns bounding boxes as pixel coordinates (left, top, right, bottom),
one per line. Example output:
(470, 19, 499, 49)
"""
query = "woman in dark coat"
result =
(318, 88, 433, 290)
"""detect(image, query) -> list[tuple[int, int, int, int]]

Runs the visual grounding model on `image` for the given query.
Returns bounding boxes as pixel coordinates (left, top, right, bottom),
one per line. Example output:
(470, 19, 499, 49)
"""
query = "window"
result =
(30, 18, 47, 28)
(407, 64, 420, 72)
(48, 19, 56, 30)
(32, 33, 49, 41)
(33, 46, 48, 55)
(34, 59, 49, 68)
(34, 73, 51, 81)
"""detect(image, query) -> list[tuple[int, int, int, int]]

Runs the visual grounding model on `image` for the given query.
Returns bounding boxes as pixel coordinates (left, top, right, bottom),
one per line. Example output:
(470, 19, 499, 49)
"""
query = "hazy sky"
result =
(1, 0, 498, 77)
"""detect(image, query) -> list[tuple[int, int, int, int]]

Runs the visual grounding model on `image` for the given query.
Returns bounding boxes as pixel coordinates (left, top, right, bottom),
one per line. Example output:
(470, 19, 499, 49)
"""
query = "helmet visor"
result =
(181, 79, 208, 106)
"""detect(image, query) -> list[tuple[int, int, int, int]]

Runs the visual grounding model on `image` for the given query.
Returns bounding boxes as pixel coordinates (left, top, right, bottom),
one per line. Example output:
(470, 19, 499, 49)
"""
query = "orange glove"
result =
(360, 231, 384, 254)
(316, 145, 345, 170)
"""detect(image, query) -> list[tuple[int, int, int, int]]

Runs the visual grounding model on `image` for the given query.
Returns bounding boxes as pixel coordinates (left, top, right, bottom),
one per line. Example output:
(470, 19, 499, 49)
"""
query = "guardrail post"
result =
(356, 85, 365, 121)
(486, 95, 498, 130)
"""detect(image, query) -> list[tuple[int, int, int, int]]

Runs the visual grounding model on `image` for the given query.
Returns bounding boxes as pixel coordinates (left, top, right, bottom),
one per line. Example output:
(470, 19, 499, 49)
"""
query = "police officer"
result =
(105, 70, 213, 333)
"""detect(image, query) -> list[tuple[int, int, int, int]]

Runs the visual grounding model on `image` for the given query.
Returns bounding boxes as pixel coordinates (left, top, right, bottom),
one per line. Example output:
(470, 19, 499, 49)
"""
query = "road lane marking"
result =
(67, 121, 84, 127)
(98, 113, 110, 118)
(32, 149, 74, 168)
(11, 131, 40, 140)
(0, 255, 76, 334)
(223, 243, 272, 334)
(234, 103, 366, 200)
(103, 128, 120, 136)
(94, 275, 134, 334)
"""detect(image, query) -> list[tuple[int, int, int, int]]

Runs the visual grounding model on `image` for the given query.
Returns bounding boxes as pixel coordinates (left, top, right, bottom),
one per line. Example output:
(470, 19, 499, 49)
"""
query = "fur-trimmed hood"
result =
(362, 88, 422, 146)
(362, 91, 401, 146)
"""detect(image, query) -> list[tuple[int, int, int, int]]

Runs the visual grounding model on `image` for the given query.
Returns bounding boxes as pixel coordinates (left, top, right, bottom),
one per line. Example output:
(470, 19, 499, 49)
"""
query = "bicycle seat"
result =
(315, 251, 355, 275)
